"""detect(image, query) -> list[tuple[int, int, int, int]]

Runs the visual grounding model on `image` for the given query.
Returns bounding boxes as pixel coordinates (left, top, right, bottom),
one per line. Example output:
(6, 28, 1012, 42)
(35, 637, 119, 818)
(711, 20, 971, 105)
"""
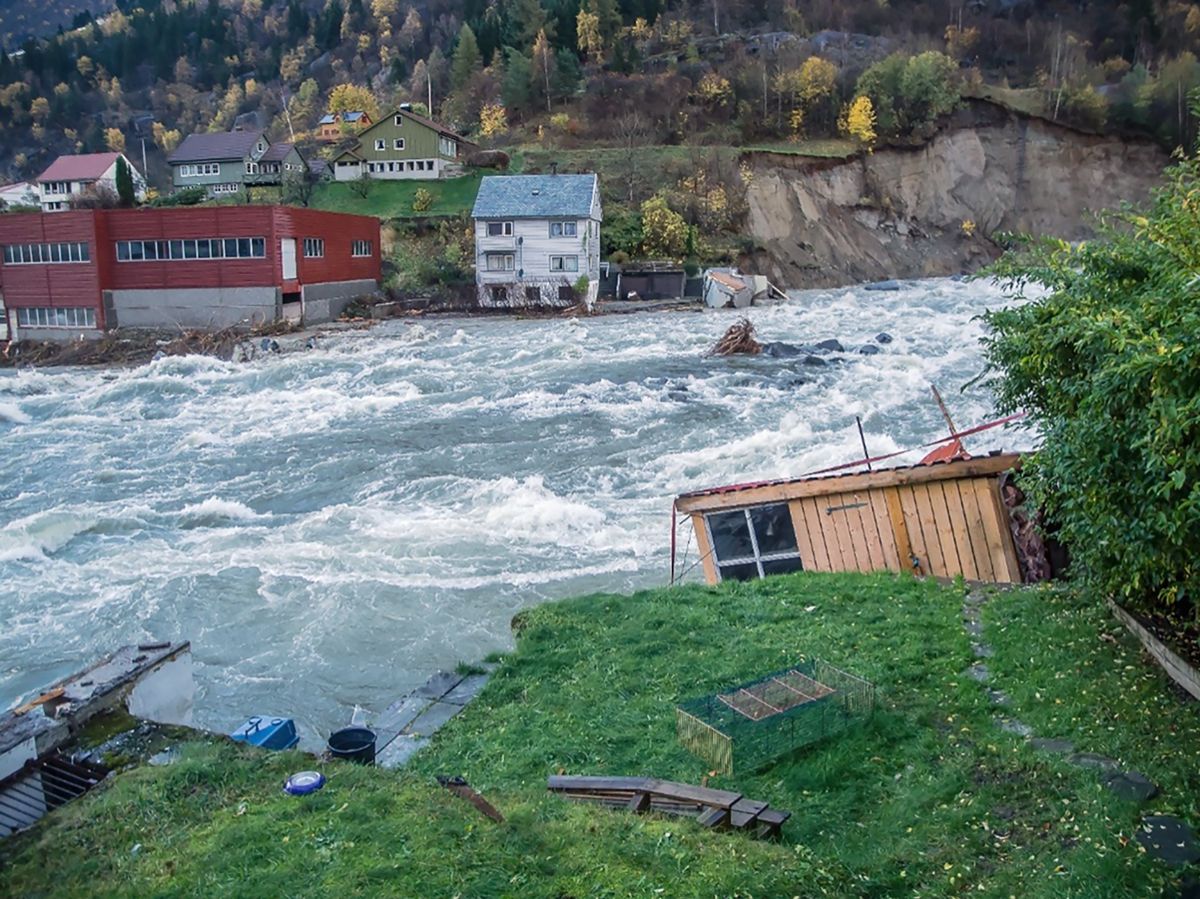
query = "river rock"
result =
(802, 355, 829, 367)
(863, 280, 902, 291)
(875, 332, 894, 344)
(858, 344, 881, 356)
(814, 338, 845, 352)
(762, 342, 805, 358)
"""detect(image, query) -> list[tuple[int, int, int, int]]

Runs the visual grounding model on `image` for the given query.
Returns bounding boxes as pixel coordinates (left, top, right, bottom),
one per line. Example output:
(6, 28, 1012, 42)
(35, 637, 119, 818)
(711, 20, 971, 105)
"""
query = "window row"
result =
(116, 238, 265, 262)
(303, 238, 324, 258)
(16, 306, 96, 328)
(211, 182, 241, 194)
(42, 181, 72, 195)
(4, 242, 90, 264)
(550, 255, 578, 272)
(373, 138, 406, 151)
(366, 159, 434, 173)
(352, 240, 373, 257)
(482, 221, 582, 238)
(179, 163, 221, 177)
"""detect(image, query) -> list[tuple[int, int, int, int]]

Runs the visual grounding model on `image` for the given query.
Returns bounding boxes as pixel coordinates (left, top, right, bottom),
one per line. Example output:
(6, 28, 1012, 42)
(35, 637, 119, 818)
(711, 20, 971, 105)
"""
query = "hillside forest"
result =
(0, 0, 1198, 263)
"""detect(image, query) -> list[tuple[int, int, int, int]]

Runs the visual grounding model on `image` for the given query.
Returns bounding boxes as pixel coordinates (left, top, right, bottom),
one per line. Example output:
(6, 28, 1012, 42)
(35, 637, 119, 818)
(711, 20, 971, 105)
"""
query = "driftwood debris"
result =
(709, 318, 762, 356)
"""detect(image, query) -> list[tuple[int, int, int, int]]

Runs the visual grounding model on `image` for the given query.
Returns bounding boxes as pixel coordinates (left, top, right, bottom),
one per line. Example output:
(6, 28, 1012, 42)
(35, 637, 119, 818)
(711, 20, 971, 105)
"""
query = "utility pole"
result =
(140, 136, 147, 179)
(281, 86, 296, 142)
(427, 67, 432, 115)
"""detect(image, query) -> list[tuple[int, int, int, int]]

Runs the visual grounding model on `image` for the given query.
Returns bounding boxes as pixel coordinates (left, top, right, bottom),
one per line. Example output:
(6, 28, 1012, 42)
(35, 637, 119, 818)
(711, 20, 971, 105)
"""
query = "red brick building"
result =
(0, 206, 381, 340)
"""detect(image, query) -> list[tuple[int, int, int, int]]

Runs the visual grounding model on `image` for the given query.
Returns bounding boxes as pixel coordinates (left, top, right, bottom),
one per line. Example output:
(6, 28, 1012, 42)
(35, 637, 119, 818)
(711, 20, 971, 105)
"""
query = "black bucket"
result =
(327, 727, 376, 765)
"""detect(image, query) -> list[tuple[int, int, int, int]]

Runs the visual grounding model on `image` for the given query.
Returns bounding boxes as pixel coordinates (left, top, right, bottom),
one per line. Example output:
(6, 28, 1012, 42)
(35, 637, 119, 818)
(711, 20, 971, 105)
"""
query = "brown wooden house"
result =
(674, 452, 1024, 586)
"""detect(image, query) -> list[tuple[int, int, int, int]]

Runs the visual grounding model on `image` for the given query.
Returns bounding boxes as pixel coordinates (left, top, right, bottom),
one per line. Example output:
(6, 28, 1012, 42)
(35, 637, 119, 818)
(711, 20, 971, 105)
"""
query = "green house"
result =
(167, 131, 307, 198)
(332, 105, 477, 182)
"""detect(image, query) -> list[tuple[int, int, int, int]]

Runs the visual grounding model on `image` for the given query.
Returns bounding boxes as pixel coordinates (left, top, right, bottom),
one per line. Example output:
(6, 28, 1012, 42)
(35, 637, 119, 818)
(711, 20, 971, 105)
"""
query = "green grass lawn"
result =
(2, 575, 1197, 897)
(310, 171, 484, 220)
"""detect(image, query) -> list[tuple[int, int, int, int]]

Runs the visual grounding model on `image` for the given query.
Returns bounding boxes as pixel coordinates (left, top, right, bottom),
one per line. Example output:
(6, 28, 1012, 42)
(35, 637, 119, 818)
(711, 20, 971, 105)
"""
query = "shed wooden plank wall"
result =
(682, 456, 1023, 586)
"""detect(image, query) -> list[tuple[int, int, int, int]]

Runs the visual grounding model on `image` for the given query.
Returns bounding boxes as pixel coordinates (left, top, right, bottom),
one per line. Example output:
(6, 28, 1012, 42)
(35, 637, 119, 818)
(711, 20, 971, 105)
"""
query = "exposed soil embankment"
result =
(744, 103, 1169, 288)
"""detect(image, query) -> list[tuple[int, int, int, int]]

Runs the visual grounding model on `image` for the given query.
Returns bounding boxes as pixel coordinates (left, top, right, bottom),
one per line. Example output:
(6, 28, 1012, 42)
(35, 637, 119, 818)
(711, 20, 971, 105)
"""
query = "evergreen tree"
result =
(115, 156, 135, 207)
(505, 0, 552, 50)
(501, 47, 533, 114)
(450, 24, 482, 92)
(594, 0, 622, 41)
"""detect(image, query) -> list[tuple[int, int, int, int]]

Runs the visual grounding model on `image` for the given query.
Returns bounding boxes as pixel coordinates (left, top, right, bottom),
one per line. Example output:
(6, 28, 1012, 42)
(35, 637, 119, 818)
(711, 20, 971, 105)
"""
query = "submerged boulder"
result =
(875, 332, 894, 344)
(813, 338, 845, 352)
(858, 344, 881, 356)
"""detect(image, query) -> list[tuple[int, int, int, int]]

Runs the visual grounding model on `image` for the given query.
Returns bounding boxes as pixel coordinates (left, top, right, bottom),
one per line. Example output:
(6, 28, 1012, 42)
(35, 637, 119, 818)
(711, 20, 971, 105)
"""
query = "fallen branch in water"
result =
(708, 317, 762, 356)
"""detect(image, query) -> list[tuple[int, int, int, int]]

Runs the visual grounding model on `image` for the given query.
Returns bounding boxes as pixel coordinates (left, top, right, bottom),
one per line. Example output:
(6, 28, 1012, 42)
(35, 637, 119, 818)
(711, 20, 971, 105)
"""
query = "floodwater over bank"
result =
(0, 278, 1026, 745)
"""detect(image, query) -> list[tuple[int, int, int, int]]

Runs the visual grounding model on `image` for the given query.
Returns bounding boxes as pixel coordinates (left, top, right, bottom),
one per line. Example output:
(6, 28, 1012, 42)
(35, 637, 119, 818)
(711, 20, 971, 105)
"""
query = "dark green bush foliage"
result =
(150, 186, 206, 207)
(856, 51, 961, 139)
(983, 156, 1200, 613)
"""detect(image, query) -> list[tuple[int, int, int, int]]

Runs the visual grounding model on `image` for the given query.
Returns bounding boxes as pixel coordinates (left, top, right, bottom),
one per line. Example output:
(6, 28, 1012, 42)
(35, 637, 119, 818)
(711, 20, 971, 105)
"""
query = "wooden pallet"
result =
(547, 775, 790, 840)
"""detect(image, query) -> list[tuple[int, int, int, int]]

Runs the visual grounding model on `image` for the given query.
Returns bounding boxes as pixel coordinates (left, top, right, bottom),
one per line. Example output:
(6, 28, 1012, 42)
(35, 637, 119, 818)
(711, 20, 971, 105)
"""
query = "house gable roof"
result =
(261, 142, 301, 163)
(354, 108, 474, 147)
(709, 271, 748, 292)
(318, 114, 337, 125)
(36, 153, 123, 183)
(472, 174, 598, 219)
(168, 130, 266, 164)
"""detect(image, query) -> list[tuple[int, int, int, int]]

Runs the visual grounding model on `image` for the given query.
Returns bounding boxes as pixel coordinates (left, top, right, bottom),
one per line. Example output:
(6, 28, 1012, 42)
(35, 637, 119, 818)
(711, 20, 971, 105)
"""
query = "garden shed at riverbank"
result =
(674, 453, 1024, 585)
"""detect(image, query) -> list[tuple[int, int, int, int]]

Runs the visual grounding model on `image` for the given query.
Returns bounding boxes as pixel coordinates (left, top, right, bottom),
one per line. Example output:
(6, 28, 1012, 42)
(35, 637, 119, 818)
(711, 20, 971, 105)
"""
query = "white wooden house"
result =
(471, 173, 602, 309)
(35, 153, 146, 212)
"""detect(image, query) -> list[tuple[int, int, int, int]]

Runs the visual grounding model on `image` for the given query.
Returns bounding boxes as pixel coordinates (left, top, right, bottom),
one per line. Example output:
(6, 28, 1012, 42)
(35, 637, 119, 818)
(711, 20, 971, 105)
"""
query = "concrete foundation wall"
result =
(107, 287, 280, 330)
(16, 327, 104, 342)
(302, 279, 377, 324)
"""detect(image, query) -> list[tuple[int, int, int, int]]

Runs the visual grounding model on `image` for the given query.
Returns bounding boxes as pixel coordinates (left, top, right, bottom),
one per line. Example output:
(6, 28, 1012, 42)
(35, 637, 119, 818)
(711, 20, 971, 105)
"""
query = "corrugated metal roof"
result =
(708, 271, 748, 292)
(36, 153, 121, 183)
(168, 131, 264, 164)
(472, 174, 597, 219)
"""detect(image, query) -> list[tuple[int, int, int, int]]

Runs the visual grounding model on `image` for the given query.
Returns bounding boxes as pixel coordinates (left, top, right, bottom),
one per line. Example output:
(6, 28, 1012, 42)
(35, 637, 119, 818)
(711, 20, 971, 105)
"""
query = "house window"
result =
(374, 139, 385, 151)
(525, 286, 541, 303)
(549, 255, 578, 272)
(704, 503, 804, 582)
(394, 138, 405, 150)
(439, 137, 457, 157)
(394, 115, 403, 126)
(246, 161, 259, 174)
(490, 286, 508, 303)
(16, 306, 96, 328)
(352, 240, 372, 257)
(486, 222, 513, 237)
(114, 238, 265, 261)
(3, 242, 90, 264)
(179, 163, 219, 177)
(486, 253, 514, 271)
(212, 182, 241, 194)
(304, 238, 325, 258)
(550, 221, 577, 238)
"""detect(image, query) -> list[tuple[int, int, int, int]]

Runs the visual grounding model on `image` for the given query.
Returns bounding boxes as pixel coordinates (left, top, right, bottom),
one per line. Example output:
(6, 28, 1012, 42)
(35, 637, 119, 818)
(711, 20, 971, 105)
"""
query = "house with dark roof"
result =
(166, 131, 307, 198)
(317, 110, 372, 141)
(331, 104, 476, 182)
(471, 172, 602, 309)
(35, 153, 146, 212)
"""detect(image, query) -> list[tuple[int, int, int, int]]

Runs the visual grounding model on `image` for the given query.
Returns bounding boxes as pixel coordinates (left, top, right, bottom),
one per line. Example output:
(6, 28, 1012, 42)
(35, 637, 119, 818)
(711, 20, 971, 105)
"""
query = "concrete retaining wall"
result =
(302, 279, 377, 324)
(16, 327, 104, 342)
(106, 287, 280, 330)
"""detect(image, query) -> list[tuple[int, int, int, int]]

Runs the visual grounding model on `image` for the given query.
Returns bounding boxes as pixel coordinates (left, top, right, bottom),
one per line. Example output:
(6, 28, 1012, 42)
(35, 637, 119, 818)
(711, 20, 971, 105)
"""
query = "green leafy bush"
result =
(411, 187, 434, 213)
(856, 51, 961, 139)
(983, 156, 1200, 614)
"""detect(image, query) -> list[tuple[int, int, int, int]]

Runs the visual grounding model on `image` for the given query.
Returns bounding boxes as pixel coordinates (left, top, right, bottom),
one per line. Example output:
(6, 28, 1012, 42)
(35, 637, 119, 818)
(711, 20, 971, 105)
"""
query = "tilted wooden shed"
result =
(674, 452, 1023, 585)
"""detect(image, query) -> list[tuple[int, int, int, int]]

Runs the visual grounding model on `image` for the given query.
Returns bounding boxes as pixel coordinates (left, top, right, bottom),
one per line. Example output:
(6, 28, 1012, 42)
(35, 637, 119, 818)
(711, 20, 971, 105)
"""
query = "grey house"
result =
(471, 173, 602, 310)
(167, 131, 307, 198)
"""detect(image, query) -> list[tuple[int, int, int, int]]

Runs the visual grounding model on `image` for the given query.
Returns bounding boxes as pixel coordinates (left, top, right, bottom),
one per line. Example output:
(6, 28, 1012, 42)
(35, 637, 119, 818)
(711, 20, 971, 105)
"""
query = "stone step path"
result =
(961, 589, 1199, 870)
(373, 666, 495, 769)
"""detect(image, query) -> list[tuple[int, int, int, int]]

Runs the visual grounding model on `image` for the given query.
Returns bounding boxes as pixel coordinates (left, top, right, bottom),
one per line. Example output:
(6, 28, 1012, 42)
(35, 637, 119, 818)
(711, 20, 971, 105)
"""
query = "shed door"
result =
(280, 238, 297, 280)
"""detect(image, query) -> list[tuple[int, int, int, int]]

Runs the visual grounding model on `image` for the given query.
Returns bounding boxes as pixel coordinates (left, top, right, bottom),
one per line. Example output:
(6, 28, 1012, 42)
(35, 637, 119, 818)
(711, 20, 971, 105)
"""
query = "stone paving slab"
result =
(1137, 815, 1200, 865)
(377, 734, 429, 769)
(372, 668, 493, 770)
(1103, 771, 1159, 802)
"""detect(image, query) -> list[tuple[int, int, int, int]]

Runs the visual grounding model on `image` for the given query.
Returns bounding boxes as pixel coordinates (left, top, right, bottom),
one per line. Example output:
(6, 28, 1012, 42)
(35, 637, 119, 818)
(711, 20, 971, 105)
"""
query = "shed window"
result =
(706, 503, 803, 582)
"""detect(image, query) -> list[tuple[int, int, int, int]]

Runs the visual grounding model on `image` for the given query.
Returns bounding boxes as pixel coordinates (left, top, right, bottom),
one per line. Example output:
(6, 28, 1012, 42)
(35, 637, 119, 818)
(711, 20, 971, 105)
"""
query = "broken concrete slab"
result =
(415, 671, 465, 701)
(442, 675, 490, 707)
(995, 717, 1033, 737)
(1067, 752, 1120, 772)
(377, 734, 429, 770)
(1030, 737, 1075, 754)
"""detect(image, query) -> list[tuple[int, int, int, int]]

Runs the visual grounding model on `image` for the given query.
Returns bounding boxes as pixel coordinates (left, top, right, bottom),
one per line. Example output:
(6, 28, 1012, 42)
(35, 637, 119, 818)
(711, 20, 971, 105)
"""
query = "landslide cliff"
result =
(743, 102, 1169, 288)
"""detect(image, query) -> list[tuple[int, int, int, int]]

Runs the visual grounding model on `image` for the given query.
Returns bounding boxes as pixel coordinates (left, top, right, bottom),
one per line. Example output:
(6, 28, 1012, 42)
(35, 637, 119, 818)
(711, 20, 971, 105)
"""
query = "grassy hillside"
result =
(2, 575, 1197, 897)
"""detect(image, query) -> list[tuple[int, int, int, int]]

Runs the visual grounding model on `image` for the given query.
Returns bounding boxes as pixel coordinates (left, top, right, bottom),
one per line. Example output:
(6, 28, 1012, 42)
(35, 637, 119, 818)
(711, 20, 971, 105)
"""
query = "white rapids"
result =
(0, 277, 1026, 746)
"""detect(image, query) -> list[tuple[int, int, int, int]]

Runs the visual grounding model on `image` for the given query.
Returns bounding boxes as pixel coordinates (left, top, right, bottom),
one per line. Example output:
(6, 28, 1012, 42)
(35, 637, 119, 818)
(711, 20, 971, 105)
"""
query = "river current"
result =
(0, 278, 1026, 745)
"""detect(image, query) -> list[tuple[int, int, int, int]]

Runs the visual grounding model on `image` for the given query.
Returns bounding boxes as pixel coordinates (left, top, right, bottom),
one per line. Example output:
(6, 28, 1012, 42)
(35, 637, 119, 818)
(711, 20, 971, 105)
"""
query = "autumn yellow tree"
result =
(479, 103, 508, 138)
(328, 83, 379, 119)
(798, 56, 837, 106)
(839, 95, 877, 147)
(153, 122, 182, 153)
(640, 194, 688, 258)
(695, 72, 732, 108)
(30, 96, 49, 122)
(577, 2, 603, 58)
(105, 128, 126, 153)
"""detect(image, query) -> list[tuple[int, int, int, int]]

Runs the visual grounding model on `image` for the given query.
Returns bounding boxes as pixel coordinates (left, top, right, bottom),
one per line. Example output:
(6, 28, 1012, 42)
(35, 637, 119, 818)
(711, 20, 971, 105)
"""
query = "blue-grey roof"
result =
(472, 174, 597, 219)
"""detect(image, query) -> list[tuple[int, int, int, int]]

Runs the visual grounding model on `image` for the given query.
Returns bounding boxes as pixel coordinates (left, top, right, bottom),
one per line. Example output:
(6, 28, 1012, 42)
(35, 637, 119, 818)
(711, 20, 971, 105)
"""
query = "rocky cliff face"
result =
(743, 103, 1169, 288)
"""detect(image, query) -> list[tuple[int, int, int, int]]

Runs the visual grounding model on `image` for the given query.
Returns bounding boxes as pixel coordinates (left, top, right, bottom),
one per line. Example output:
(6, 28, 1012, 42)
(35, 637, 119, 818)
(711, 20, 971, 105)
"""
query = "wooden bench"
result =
(547, 775, 790, 840)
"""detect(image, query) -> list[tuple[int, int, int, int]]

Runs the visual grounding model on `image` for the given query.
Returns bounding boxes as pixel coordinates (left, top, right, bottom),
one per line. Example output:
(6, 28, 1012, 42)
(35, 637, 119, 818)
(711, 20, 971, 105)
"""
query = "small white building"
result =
(471, 173, 602, 309)
(703, 269, 754, 309)
(35, 152, 146, 212)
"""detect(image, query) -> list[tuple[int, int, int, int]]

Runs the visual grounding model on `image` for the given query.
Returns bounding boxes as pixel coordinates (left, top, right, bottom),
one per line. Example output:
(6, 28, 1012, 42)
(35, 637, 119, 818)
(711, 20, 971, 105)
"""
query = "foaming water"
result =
(0, 278, 1026, 745)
